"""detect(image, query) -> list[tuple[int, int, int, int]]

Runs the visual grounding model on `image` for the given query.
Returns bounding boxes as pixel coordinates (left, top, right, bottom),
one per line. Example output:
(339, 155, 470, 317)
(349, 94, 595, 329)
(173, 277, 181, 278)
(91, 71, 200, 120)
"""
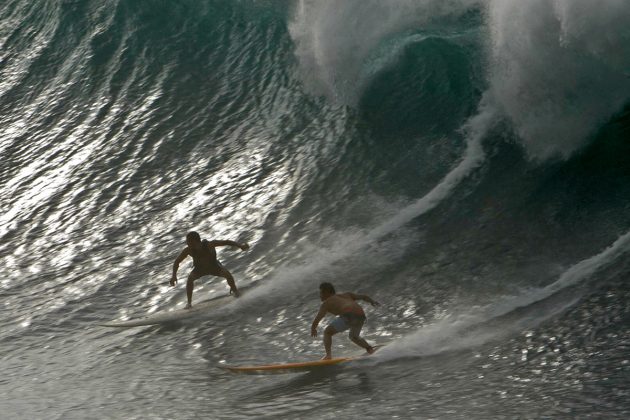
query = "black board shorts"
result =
(191, 261, 225, 277)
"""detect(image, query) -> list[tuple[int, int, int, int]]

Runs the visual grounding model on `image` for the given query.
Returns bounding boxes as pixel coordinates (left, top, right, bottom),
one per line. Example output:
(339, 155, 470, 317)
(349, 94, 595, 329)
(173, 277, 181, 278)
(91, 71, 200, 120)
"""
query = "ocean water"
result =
(2, 1, 630, 418)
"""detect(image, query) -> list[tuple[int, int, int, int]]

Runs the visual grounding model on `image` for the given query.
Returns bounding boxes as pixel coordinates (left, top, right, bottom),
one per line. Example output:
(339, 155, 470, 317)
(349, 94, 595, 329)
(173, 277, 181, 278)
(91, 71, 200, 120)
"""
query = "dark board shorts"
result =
(191, 261, 225, 277)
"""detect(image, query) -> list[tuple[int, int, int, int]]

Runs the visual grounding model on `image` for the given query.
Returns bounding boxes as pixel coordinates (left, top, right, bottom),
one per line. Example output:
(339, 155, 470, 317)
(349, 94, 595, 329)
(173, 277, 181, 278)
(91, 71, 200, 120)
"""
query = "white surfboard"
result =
(100, 291, 243, 328)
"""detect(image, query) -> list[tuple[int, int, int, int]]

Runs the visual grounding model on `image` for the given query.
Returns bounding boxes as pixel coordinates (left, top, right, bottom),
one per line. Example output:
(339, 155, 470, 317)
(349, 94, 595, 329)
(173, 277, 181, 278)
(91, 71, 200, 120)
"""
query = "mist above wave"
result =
(288, 0, 481, 105)
(289, 0, 630, 160)
(488, 0, 630, 160)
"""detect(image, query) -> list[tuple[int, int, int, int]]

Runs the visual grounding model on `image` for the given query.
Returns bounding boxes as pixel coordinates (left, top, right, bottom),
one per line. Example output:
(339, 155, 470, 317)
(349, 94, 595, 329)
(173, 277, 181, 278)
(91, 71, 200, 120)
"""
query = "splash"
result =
(288, 0, 482, 104)
(290, 0, 630, 158)
(487, 0, 630, 160)
(373, 228, 630, 362)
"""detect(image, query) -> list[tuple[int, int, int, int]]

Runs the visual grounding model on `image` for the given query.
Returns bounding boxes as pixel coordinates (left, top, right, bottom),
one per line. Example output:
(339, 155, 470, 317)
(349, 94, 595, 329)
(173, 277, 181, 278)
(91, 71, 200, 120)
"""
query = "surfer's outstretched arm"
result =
(310, 304, 328, 337)
(347, 293, 379, 307)
(208, 240, 249, 251)
(170, 248, 189, 286)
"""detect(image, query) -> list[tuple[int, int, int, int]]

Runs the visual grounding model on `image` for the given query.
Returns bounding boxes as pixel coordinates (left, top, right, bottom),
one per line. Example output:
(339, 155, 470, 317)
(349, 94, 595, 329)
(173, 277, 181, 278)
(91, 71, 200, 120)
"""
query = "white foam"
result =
(289, 0, 482, 104)
(372, 228, 630, 363)
(487, 0, 630, 160)
(290, 0, 630, 159)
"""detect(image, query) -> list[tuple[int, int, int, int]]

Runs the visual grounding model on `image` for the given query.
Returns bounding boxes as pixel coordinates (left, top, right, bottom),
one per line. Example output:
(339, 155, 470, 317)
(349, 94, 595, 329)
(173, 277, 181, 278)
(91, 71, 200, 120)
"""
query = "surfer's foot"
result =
(321, 354, 332, 360)
(230, 288, 240, 297)
(185, 303, 192, 310)
(366, 346, 375, 355)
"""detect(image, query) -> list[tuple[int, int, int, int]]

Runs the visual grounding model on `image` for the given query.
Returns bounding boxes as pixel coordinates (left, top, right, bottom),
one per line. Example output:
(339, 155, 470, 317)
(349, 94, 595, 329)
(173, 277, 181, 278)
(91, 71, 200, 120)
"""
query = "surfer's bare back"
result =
(311, 282, 379, 359)
(170, 231, 249, 308)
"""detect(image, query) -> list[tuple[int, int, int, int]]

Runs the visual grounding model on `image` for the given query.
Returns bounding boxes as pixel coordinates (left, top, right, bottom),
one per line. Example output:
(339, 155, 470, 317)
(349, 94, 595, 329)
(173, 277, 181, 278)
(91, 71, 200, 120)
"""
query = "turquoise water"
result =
(2, 1, 630, 418)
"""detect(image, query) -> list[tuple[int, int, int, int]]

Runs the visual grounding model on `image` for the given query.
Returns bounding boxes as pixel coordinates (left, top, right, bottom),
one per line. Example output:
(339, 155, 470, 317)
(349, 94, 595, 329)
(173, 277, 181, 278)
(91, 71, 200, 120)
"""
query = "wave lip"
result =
(487, 0, 630, 160)
(289, 0, 482, 104)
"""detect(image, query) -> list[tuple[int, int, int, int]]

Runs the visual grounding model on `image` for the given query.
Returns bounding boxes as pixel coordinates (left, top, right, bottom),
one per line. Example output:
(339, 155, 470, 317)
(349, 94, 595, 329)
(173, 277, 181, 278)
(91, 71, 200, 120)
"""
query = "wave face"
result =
(1, 1, 630, 418)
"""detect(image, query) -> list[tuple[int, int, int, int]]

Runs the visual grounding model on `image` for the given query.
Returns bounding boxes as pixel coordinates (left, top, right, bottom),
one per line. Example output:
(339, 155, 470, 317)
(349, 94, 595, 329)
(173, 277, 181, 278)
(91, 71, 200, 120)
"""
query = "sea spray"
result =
(372, 229, 630, 363)
(487, 0, 630, 160)
(289, 0, 482, 104)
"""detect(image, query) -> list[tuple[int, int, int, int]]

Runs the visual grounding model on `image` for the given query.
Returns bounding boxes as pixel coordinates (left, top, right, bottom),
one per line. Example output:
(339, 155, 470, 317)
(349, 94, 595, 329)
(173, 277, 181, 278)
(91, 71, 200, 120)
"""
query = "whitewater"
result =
(1, 0, 630, 418)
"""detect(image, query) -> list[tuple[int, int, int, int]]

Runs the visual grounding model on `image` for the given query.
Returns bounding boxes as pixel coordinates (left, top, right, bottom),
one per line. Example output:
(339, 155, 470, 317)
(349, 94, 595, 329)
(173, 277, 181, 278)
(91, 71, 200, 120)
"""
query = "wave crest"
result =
(487, 0, 630, 160)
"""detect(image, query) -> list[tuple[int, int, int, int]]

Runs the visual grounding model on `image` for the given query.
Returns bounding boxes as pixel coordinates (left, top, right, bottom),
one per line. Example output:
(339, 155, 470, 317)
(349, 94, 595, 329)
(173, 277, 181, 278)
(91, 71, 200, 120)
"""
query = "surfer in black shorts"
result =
(170, 231, 249, 308)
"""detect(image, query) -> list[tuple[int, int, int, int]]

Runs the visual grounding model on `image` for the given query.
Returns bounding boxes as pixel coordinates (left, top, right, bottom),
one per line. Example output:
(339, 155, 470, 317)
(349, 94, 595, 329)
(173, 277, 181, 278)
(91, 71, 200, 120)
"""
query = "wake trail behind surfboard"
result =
(100, 287, 254, 328)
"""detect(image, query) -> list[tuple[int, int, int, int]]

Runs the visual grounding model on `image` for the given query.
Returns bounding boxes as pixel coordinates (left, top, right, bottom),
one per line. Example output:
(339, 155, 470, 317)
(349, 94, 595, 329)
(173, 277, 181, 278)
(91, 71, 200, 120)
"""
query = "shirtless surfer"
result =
(170, 231, 249, 308)
(310, 282, 379, 359)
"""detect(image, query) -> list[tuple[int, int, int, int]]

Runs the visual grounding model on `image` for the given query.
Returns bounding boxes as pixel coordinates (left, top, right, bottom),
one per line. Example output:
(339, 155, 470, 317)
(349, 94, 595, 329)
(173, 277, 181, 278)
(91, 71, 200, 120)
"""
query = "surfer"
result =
(170, 231, 249, 308)
(311, 282, 379, 359)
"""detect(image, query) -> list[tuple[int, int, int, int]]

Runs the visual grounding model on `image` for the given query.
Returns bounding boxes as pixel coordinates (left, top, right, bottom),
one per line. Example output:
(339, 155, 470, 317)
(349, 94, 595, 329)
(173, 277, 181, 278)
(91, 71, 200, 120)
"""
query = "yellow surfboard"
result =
(222, 346, 382, 374)
(222, 357, 352, 374)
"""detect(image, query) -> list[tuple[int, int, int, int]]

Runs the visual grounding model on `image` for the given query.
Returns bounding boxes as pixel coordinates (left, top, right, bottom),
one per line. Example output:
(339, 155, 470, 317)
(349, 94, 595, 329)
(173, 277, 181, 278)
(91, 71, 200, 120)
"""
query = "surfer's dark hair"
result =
(186, 231, 201, 242)
(319, 282, 335, 295)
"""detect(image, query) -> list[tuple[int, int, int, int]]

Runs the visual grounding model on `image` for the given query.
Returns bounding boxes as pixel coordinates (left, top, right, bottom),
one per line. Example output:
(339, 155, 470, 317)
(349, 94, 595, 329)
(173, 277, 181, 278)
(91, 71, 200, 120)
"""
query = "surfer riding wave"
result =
(311, 282, 379, 359)
(170, 231, 249, 308)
